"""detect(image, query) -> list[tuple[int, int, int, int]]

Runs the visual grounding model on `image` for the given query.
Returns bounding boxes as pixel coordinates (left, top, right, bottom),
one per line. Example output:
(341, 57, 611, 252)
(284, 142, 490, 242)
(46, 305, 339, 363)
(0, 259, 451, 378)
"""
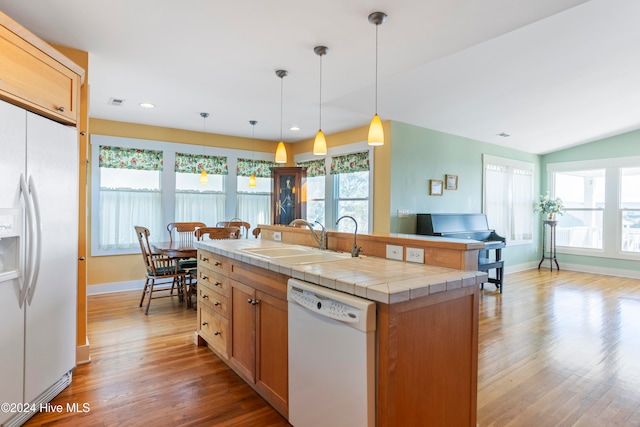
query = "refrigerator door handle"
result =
(26, 175, 43, 305)
(19, 174, 36, 308)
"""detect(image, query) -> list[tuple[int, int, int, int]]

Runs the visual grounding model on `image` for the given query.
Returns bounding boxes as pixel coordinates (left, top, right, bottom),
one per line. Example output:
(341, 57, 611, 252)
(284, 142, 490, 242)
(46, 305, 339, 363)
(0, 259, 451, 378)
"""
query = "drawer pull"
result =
(56, 106, 66, 112)
(214, 331, 221, 336)
(214, 261, 222, 266)
(214, 281, 222, 287)
(214, 301, 221, 306)
(202, 294, 209, 299)
(201, 256, 209, 261)
(201, 275, 208, 280)
(201, 321, 208, 326)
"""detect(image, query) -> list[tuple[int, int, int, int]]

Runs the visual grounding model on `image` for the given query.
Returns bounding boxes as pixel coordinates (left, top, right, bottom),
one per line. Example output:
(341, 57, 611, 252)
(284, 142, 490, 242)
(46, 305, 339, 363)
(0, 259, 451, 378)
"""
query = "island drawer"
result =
(198, 285, 229, 318)
(197, 268, 230, 298)
(198, 250, 231, 274)
(199, 305, 229, 359)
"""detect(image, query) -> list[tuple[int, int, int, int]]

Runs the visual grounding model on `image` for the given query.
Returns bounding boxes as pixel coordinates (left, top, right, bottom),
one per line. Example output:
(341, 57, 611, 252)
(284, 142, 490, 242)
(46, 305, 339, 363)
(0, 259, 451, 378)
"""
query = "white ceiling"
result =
(1, 0, 639, 154)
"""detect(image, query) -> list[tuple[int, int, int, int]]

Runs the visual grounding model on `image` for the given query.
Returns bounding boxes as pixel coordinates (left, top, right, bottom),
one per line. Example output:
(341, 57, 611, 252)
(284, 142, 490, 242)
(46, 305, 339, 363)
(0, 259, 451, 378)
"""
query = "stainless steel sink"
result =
(241, 245, 351, 264)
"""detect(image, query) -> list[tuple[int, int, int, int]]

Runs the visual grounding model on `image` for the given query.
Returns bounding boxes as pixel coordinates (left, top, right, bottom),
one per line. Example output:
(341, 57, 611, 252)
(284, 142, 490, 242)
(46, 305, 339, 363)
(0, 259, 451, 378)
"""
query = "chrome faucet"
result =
(336, 215, 363, 257)
(289, 219, 327, 250)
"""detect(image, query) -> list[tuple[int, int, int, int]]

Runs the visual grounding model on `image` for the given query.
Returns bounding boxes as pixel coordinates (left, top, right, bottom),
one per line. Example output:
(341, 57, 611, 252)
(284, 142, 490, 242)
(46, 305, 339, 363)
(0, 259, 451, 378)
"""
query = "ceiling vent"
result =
(108, 98, 125, 106)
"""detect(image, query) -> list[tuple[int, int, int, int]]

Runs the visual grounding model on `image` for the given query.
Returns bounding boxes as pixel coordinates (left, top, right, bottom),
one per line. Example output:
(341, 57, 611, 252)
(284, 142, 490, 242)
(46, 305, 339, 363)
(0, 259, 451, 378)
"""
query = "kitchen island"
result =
(194, 237, 486, 427)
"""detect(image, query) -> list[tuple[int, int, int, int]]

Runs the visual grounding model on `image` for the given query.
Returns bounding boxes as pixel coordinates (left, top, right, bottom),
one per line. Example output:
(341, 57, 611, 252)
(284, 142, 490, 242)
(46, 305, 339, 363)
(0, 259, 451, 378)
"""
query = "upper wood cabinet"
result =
(0, 11, 84, 126)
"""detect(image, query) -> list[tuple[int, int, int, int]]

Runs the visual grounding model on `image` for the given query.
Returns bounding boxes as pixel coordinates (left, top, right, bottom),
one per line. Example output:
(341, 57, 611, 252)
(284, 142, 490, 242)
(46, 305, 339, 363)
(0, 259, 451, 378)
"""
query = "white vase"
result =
(547, 212, 556, 221)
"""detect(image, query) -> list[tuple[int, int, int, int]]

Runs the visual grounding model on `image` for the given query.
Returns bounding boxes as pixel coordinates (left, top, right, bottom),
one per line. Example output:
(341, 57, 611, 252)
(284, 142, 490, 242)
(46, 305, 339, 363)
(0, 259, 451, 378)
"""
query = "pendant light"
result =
(368, 11, 387, 146)
(248, 120, 257, 187)
(275, 69, 288, 164)
(313, 46, 328, 156)
(199, 112, 209, 184)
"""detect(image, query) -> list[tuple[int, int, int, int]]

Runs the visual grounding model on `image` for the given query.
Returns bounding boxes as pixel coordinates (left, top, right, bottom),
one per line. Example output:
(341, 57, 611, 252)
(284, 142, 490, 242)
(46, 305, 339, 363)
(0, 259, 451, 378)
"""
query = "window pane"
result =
(176, 172, 224, 192)
(620, 168, 640, 252)
(555, 170, 605, 208)
(99, 168, 162, 249)
(337, 200, 368, 233)
(307, 200, 325, 226)
(237, 193, 271, 230)
(556, 211, 603, 249)
(237, 176, 272, 193)
(175, 192, 225, 225)
(337, 171, 369, 199)
(306, 175, 325, 199)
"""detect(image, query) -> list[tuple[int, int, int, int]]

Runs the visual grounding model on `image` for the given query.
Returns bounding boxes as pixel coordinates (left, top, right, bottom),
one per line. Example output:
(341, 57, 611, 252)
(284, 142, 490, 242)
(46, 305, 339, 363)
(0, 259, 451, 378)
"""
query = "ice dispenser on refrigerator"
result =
(0, 208, 21, 283)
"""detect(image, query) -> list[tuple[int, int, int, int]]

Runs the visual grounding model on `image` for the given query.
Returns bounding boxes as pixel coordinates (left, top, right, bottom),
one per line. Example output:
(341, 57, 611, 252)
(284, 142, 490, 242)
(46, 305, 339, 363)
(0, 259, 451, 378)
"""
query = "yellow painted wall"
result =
(87, 119, 391, 287)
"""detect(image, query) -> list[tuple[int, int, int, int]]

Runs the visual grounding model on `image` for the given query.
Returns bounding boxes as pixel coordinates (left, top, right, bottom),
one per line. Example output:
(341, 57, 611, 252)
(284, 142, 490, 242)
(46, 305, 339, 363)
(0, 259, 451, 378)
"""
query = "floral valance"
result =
(99, 145, 163, 171)
(237, 158, 278, 178)
(330, 151, 370, 175)
(296, 159, 326, 178)
(175, 152, 228, 175)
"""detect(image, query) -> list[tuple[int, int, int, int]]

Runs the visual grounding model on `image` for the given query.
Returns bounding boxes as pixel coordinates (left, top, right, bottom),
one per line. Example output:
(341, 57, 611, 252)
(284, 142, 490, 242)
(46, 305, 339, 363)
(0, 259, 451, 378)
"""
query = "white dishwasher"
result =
(287, 278, 376, 427)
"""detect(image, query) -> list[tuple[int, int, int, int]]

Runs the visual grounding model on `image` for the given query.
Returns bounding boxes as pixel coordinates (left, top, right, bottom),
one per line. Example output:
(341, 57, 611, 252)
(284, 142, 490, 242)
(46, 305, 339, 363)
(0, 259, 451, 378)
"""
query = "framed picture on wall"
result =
(445, 174, 458, 190)
(430, 179, 443, 196)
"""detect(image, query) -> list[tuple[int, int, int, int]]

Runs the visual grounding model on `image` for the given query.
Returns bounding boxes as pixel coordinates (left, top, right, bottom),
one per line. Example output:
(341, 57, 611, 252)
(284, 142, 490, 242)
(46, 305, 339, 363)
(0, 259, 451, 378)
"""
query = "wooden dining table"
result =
(151, 241, 197, 259)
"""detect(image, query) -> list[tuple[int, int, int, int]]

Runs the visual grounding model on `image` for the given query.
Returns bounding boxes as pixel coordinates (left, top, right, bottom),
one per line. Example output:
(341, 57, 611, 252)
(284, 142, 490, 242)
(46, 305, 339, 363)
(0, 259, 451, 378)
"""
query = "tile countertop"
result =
(194, 239, 488, 305)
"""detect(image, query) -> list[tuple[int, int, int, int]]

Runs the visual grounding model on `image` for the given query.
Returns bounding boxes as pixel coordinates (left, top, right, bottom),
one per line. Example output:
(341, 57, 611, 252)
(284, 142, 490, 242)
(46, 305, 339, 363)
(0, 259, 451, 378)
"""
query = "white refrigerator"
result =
(0, 99, 78, 426)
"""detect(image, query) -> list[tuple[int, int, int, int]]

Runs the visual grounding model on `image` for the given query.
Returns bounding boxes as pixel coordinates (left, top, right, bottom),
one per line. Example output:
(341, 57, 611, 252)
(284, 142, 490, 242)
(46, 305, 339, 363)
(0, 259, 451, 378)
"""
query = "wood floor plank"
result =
(23, 269, 640, 426)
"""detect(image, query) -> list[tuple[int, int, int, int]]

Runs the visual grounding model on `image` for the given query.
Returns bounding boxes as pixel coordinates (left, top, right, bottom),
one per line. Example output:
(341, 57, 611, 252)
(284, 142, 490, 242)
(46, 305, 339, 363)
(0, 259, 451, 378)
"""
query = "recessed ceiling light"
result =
(139, 102, 155, 108)
(497, 132, 510, 137)
(289, 126, 301, 131)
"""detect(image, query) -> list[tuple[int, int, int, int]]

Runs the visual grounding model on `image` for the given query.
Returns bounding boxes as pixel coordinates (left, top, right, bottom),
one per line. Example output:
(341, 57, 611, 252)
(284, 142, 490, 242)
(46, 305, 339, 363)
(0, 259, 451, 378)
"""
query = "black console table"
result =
(538, 220, 559, 271)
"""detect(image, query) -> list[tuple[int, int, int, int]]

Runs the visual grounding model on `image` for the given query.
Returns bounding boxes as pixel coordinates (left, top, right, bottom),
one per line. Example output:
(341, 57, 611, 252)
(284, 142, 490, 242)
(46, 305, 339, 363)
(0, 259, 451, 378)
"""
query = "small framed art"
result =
(430, 179, 443, 196)
(445, 174, 458, 190)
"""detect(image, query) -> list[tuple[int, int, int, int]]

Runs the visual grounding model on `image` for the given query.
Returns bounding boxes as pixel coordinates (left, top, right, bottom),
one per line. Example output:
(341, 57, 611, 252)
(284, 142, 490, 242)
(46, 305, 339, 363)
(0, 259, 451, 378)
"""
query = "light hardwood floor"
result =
(25, 269, 640, 426)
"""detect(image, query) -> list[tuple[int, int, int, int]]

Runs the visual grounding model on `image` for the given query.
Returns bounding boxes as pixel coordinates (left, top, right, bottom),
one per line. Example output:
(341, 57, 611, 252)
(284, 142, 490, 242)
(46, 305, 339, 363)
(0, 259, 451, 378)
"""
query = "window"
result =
(98, 145, 163, 250)
(294, 143, 373, 233)
(332, 152, 370, 233)
(236, 158, 275, 230)
(296, 159, 326, 226)
(483, 155, 534, 245)
(175, 152, 227, 225)
(547, 156, 640, 259)
(621, 167, 640, 252)
(554, 169, 604, 249)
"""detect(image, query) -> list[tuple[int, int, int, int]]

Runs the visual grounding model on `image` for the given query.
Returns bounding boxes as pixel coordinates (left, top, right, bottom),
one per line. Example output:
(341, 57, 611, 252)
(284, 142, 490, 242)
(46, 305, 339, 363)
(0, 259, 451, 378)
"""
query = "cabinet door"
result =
(230, 280, 255, 382)
(255, 290, 289, 416)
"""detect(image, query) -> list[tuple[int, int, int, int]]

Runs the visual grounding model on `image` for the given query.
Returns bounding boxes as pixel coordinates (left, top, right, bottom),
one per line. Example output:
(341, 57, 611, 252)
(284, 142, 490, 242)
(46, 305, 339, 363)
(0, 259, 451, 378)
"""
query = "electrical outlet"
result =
(386, 244, 403, 261)
(406, 247, 424, 263)
(273, 231, 282, 241)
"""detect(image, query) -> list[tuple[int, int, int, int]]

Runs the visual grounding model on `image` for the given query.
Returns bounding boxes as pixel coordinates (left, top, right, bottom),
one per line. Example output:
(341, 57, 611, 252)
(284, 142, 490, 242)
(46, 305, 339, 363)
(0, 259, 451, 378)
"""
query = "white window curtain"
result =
(99, 189, 163, 249)
(483, 155, 534, 244)
(175, 192, 226, 226)
(236, 193, 271, 230)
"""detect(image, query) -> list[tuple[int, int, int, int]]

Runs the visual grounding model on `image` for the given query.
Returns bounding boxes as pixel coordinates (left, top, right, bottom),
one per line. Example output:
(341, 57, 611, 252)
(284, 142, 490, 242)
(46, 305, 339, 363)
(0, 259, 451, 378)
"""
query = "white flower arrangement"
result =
(534, 192, 564, 216)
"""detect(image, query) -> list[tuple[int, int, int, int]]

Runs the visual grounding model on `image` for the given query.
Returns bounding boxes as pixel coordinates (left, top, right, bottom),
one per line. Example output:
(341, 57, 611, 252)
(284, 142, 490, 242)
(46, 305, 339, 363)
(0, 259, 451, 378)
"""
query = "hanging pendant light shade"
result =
(313, 46, 328, 156)
(275, 69, 288, 164)
(248, 120, 257, 187)
(199, 112, 209, 184)
(368, 12, 387, 147)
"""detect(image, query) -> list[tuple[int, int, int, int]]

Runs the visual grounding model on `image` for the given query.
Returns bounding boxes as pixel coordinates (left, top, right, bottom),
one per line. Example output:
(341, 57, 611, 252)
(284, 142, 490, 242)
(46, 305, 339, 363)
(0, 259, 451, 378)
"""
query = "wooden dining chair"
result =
(195, 226, 242, 241)
(135, 226, 190, 315)
(167, 222, 206, 244)
(216, 220, 250, 239)
(252, 227, 261, 238)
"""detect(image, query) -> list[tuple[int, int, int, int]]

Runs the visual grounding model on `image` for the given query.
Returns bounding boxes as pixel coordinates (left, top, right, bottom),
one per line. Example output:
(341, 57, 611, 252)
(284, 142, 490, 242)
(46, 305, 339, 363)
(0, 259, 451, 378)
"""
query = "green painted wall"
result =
(541, 128, 640, 273)
(389, 121, 542, 268)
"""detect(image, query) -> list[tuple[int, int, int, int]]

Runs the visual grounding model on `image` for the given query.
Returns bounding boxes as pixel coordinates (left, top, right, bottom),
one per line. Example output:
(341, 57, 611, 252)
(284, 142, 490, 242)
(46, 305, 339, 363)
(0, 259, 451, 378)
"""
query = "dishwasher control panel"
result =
(289, 285, 361, 323)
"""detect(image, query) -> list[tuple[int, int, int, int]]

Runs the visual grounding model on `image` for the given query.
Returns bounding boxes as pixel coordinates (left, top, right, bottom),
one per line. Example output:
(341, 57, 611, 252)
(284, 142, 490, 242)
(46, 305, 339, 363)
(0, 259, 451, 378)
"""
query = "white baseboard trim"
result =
(505, 261, 640, 279)
(87, 279, 146, 295)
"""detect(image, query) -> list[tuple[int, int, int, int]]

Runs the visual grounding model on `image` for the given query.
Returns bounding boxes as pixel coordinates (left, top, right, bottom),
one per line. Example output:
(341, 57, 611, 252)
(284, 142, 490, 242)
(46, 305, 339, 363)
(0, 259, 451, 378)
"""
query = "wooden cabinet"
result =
(197, 249, 289, 418)
(196, 251, 232, 359)
(0, 11, 83, 125)
(271, 166, 307, 225)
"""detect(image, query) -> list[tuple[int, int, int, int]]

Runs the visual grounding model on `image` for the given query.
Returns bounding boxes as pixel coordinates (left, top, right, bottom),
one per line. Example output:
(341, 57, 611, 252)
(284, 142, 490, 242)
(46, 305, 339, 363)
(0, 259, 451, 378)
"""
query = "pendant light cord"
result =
(319, 53, 323, 129)
(280, 76, 284, 142)
(375, 22, 379, 115)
